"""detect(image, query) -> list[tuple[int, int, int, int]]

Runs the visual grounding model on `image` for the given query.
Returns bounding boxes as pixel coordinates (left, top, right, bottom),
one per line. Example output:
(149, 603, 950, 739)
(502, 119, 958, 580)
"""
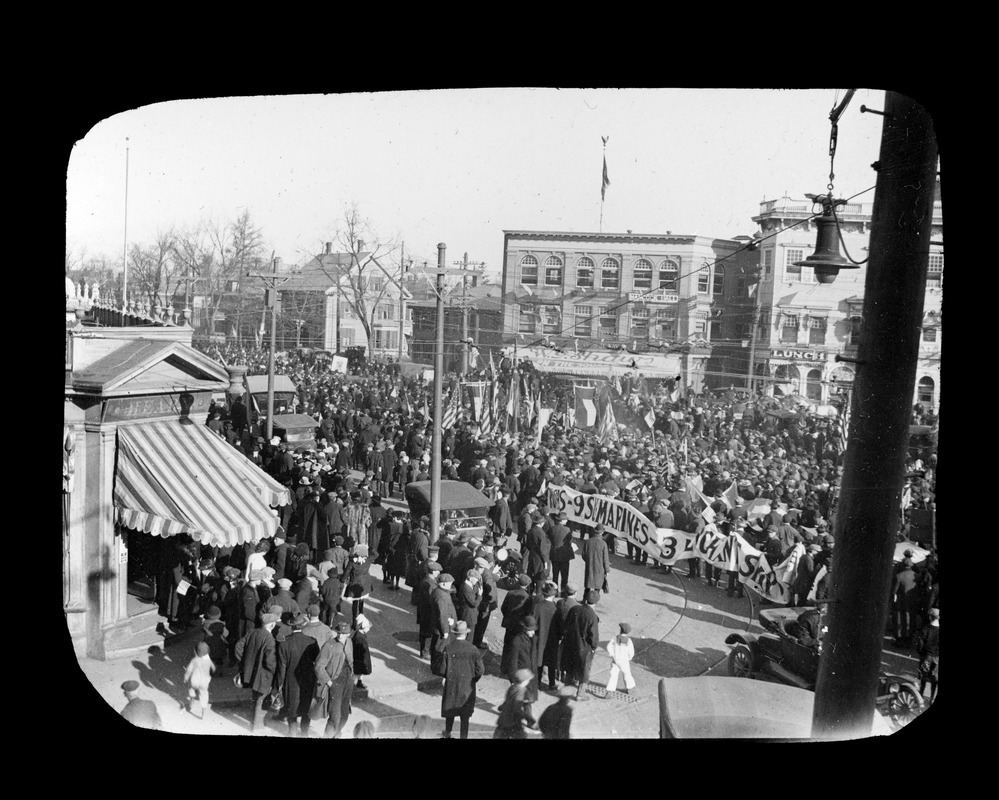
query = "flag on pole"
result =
(491, 379, 502, 432)
(601, 137, 611, 201)
(535, 404, 551, 448)
(597, 395, 618, 445)
(831, 401, 850, 455)
(574, 384, 597, 428)
(506, 376, 518, 421)
(488, 348, 497, 378)
(421, 395, 429, 419)
(479, 384, 493, 437)
(644, 407, 656, 431)
(441, 387, 458, 431)
(401, 390, 411, 416)
(901, 482, 912, 513)
(722, 481, 739, 509)
(466, 381, 486, 421)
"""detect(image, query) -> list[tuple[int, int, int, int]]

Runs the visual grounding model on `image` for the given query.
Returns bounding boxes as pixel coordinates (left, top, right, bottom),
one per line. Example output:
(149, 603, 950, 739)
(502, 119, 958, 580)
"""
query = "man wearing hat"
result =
(892, 557, 919, 646)
(235, 610, 280, 733)
(440, 620, 485, 739)
(563, 589, 601, 701)
(275, 612, 318, 736)
(548, 511, 575, 593)
(270, 578, 302, 617)
(538, 685, 576, 739)
(269, 532, 293, 583)
(302, 604, 334, 650)
(446, 531, 476, 589)
(790, 544, 822, 606)
(313, 622, 355, 738)
(553, 584, 579, 687)
(500, 573, 533, 675)
(536, 582, 560, 691)
(582, 525, 610, 597)
(239, 570, 265, 641)
(120, 680, 162, 730)
(415, 561, 442, 658)
(429, 572, 458, 668)
(507, 615, 540, 707)
(472, 557, 499, 650)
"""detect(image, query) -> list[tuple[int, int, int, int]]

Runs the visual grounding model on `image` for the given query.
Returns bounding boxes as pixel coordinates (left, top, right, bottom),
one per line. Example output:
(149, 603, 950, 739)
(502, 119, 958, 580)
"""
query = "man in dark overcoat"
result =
(508, 615, 539, 705)
(548, 512, 575, 592)
(446, 532, 476, 588)
(582, 525, 610, 596)
(523, 521, 551, 592)
(440, 620, 485, 739)
(490, 487, 515, 539)
(563, 589, 600, 701)
(415, 562, 442, 657)
(534, 582, 559, 690)
(275, 613, 319, 736)
(239, 571, 264, 640)
(429, 573, 458, 662)
(456, 570, 482, 629)
(472, 557, 498, 649)
(538, 686, 575, 739)
(269, 534, 293, 583)
(500, 574, 533, 675)
(319, 569, 343, 627)
(235, 611, 279, 732)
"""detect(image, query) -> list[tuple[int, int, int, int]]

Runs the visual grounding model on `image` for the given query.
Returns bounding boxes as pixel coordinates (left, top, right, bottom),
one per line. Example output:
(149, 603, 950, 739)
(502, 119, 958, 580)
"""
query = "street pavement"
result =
(74, 484, 925, 738)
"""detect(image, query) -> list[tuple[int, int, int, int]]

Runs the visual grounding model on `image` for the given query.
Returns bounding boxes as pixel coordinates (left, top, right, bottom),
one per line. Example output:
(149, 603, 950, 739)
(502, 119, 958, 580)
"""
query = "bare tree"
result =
(311, 203, 400, 343)
(173, 210, 265, 334)
(126, 230, 181, 306)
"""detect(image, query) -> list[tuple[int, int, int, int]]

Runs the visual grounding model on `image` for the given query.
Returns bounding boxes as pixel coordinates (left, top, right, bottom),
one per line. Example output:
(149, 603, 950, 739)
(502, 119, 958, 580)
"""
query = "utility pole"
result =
(811, 92, 938, 739)
(461, 252, 469, 374)
(246, 253, 287, 442)
(398, 242, 407, 362)
(430, 243, 447, 545)
(746, 266, 764, 394)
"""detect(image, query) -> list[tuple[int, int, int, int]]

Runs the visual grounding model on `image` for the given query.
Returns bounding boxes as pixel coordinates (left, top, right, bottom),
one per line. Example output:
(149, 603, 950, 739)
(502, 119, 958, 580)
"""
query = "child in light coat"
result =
(606, 622, 636, 695)
(184, 641, 216, 718)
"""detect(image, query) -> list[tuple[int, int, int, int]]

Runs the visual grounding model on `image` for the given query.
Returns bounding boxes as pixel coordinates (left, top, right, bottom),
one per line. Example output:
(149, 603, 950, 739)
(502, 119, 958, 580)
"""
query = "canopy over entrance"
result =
(114, 419, 291, 547)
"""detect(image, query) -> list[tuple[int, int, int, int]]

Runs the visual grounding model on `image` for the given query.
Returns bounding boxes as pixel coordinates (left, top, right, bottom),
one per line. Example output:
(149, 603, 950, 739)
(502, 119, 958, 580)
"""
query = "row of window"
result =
(518, 255, 724, 294)
(767, 247, 944, 287)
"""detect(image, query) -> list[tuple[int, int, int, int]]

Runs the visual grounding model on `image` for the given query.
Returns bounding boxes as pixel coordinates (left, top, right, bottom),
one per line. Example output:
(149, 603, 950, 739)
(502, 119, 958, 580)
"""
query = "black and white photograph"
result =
(63, 88, 941, 739)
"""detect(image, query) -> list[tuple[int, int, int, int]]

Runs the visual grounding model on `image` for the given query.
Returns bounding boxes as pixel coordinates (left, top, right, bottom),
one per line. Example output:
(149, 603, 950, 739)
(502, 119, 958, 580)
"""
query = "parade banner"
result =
(330, 355, 349, 373)
(546, 484, 801, 604)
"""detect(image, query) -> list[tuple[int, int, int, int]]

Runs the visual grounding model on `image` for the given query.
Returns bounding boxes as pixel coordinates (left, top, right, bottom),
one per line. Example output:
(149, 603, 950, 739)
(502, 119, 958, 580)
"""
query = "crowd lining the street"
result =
(121, 344, 939, 737)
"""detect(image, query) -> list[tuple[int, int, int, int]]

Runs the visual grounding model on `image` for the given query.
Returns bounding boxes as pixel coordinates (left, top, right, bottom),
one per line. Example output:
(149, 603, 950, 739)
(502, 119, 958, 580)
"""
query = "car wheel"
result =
(888, 686, 923, 728)
(727, 644, 754, 678)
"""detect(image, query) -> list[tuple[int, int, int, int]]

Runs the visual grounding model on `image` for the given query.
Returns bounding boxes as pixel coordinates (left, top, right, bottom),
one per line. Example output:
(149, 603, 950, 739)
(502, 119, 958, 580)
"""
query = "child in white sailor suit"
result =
(606, 622, 636, 694)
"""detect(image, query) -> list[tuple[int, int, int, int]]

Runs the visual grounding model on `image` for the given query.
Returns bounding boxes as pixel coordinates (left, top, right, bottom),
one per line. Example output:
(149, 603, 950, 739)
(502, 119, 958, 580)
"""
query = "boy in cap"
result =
(184, 641, 216, 719)
(605, 622, 637, 695)
(120, 680, 162, 730)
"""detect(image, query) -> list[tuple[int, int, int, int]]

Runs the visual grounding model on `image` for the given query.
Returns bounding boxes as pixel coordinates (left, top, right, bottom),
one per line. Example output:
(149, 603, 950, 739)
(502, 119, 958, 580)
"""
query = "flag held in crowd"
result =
(574, 384, 597, 428)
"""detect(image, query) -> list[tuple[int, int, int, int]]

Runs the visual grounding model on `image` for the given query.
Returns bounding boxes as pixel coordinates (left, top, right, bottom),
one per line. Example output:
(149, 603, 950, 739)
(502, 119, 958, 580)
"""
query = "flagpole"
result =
(599, 136, 608, 233)
(121, 137, 129, 325)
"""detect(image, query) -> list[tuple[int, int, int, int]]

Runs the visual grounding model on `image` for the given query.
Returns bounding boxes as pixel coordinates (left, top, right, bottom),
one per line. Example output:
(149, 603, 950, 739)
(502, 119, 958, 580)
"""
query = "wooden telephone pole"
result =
(811, 91, 938, 739)
(429, 243, 447, 544)
(246, 255, 288, 442)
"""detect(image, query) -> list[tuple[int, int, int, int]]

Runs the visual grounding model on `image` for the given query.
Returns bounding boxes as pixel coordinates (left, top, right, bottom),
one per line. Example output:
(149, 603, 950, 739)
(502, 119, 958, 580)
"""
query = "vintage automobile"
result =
(658, 676, 892, 739)
(241, 375, 317, 451)
(725, 606, 925, 730)
(404, 480, 494, 541)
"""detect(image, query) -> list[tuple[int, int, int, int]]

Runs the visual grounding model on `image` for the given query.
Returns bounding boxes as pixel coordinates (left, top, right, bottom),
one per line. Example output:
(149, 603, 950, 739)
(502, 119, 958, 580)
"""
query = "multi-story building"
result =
(409, 281, 505, 371)
(749, 189, 942, 412)
(279, 243, 412, 356)
(500, 230, 758, 390)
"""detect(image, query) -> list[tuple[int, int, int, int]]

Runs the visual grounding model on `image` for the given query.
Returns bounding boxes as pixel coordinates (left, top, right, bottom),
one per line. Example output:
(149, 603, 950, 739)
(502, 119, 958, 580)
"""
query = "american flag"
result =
(831, 398, 851, 455)
(597, 395, 618, 445)
(442, 386, 460, 431)
(479, 384, 494, 437)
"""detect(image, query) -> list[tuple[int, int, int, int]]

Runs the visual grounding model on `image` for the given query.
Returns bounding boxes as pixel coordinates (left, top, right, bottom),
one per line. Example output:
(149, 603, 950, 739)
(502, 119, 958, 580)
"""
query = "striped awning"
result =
(114, 419, 291, 548)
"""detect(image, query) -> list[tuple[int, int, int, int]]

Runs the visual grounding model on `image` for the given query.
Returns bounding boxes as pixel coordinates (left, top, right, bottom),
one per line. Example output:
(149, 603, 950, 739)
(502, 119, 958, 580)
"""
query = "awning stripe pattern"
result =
(114, 419, 291, 547)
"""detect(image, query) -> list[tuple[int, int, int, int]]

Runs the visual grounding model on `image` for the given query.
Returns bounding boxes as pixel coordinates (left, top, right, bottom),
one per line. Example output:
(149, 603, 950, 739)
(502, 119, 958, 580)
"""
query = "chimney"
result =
(324, 242, 332, 255)
(274, 257, 283, 272)
(357, 239, 365, 252)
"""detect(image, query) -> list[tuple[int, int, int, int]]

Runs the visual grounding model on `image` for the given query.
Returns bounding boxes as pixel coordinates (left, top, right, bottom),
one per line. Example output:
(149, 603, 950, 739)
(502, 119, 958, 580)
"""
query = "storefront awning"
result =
(114, 419, 291, 547)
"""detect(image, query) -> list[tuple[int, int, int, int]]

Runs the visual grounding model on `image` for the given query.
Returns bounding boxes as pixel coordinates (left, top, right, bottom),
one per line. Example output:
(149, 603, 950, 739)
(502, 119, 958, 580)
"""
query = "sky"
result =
(65, 88, 888, 281)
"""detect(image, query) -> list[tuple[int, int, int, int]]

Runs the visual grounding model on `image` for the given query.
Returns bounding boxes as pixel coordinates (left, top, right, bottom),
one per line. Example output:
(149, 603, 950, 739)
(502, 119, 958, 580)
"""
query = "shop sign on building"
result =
(102, 391, 213, 423)
(628, 289, 679, 304)
(768, 347, 831, 363)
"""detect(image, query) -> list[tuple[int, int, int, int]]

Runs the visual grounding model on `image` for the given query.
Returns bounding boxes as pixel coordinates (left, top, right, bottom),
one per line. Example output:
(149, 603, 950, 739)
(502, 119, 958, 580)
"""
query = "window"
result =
(542, 305, 560, 334)
(808, 316, 827, 345)
(544, 256, 563, 286)
(631, 307, 650, 338)
(697, 263, 710, 294)
(848, 316, 862, 346)
(781, 313, 799, 344)
(601, 258, 620, 290)
(379, 305, 395, 321)
(576, 257, 594, 288)
(762, 248, 774, 275)
(927, 253, 943, 287)
(374, 329, 398, 350)
(713, 265, 725, 295)
(806, 368, 823, 402)
(917, 376, 935, 406)
(520, 255, 538, 286)
(599, 306, 618, 336)
(785, 248, 804, 279)
(658, 318, 676, 340)
(369, 277, 385, 291)
(659, 259, 679, 291)
(923, 326, 938, 343)
(633, 259, 653, 290)
(574, 305, 592, 337)
(518, 306, 537, 334)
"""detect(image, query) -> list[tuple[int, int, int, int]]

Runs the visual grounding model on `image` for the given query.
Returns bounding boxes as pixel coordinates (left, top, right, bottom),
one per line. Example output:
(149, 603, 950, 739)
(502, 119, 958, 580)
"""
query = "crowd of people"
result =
(126, 343, 938, 736)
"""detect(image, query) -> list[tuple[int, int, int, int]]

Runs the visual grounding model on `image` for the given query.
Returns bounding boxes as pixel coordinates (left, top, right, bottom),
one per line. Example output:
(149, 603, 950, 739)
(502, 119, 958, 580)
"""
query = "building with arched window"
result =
(501, 230, 756, 392)
(746, 186, 942, 411)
